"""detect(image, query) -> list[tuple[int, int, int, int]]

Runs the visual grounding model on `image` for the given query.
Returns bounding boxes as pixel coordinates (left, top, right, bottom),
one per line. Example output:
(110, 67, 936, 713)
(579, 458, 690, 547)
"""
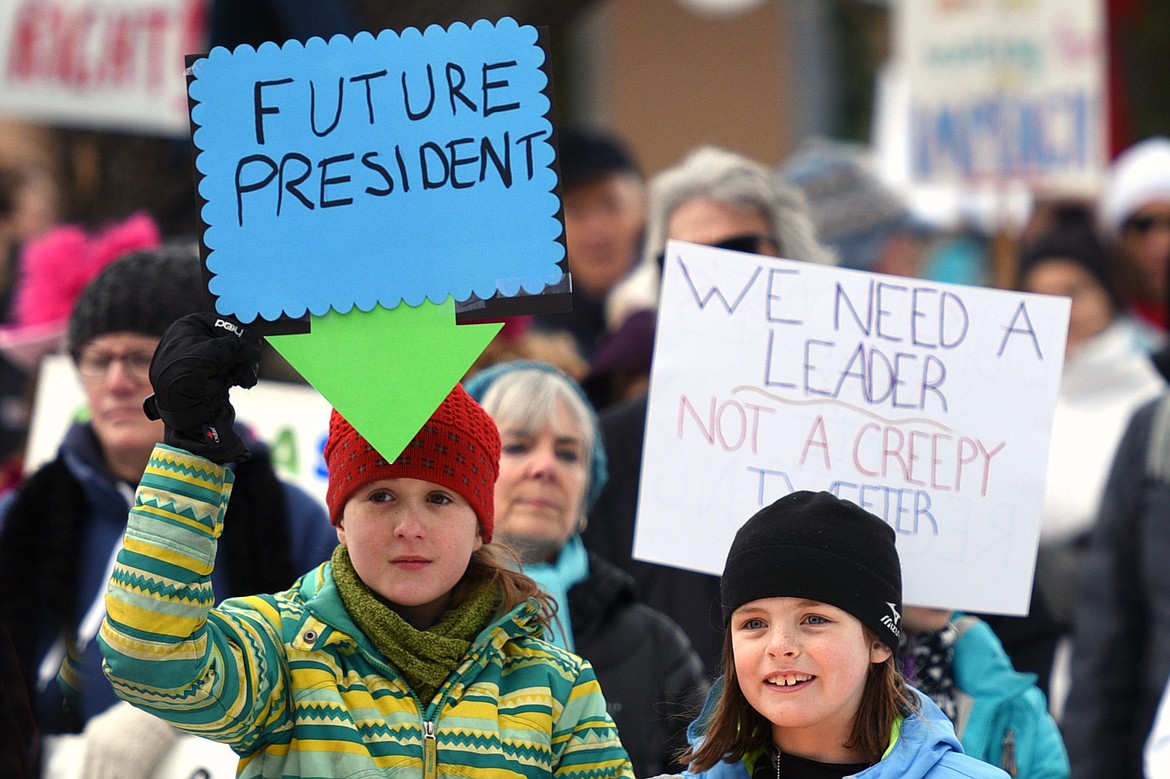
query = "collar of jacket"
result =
(283, 561, 549, 664)
(567, 552, 637, 627)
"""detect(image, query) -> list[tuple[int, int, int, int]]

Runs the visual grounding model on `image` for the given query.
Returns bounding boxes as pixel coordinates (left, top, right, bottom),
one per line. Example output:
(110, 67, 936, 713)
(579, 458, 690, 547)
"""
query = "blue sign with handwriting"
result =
(189, 18, 562, 323)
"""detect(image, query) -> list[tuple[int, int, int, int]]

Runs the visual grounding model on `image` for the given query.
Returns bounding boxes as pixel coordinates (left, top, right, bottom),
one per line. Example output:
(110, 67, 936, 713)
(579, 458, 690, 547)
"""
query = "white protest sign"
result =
(0, 0, 205, 136)
(43, 732, 239, 779)
(634, 241, 1070, 615)
(25, 354, 330, 505)
(893, 0, 1107, 194)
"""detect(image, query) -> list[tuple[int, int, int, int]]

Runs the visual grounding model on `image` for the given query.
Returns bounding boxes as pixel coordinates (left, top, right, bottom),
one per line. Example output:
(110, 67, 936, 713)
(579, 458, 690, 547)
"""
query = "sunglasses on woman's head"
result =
(656, 233, 782, 270)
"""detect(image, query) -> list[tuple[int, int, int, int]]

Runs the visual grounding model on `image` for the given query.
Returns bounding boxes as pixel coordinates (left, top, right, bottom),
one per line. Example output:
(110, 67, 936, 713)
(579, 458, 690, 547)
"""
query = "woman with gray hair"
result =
(605, 144, 836, 329)
(584, 144, 836, 674)
(465, 360, 708, 779)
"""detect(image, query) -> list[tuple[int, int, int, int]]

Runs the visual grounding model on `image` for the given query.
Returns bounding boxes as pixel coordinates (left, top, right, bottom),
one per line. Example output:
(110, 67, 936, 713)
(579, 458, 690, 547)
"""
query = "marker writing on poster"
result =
(663, 251, 1058, 530)
(235, 62, 546, 226)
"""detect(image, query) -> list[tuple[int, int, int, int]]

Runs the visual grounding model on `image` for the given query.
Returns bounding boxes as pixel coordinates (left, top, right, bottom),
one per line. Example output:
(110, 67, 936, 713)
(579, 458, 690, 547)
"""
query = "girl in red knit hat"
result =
(98, 313, 634, 779)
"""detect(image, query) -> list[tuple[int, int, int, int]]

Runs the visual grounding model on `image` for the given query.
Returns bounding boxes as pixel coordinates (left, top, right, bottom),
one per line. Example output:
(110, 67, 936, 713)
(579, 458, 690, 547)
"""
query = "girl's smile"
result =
(732, 596, 891, 763)
(763, 672, 816, 688)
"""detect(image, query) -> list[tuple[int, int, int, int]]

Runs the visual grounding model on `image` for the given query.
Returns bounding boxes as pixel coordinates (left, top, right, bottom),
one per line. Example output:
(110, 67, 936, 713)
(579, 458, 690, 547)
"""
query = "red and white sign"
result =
(0, 0, 207, 135)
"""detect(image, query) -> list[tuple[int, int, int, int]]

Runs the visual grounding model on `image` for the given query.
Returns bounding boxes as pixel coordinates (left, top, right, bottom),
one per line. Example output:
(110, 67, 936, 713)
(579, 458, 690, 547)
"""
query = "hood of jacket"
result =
(857, 690, 971, 778)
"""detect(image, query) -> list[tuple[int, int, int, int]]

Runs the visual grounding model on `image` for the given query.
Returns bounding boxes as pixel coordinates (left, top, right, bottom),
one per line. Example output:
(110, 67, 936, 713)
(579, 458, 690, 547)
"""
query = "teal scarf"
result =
(331, 545, 498, 705)
(521, 534, 590, 650)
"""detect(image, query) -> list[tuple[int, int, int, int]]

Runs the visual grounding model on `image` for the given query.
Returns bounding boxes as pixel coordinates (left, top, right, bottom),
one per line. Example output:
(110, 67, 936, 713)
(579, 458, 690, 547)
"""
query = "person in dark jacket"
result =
(1061, 377, 1170, 779)
(0, 244, 336, 777)
(466, 360, 709, 778)
(1060, 184, 1170, 779)
(529, 127, 647, 362)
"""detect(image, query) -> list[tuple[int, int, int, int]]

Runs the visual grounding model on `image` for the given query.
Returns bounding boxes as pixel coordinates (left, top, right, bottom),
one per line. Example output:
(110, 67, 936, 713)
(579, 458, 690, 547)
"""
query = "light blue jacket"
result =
(680, 683, 1009, 778)
(949, 616, 1069, 778)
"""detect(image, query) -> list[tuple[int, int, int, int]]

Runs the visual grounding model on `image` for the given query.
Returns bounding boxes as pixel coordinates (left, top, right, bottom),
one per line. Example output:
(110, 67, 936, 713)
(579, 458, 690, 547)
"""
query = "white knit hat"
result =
(1099, 136, 1170, 237)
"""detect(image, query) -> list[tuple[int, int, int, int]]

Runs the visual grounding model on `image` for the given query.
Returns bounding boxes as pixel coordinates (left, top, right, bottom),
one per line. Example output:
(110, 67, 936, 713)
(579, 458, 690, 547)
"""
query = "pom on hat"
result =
(0, 212, 161, 370)
(66, 242, 204, 356)
(721, 491, 903, 649)
(324, 384, 501, 540)
(1099, 136, 1170, 237)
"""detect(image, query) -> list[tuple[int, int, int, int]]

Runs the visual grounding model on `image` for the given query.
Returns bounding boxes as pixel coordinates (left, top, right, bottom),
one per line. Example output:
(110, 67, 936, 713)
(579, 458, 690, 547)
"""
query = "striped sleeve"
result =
(97, 443, 289, 747)
(553, 658, 635, 779)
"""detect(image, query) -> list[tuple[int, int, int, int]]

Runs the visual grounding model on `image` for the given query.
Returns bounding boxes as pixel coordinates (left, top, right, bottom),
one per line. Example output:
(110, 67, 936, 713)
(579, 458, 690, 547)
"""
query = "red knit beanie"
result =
(324, 384, 501, 541)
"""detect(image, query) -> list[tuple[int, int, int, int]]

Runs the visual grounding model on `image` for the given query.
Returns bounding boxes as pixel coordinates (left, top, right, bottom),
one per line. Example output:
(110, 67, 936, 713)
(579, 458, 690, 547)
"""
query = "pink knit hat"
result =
(0, 212, 160, 370)
(323, 384, 501, 540)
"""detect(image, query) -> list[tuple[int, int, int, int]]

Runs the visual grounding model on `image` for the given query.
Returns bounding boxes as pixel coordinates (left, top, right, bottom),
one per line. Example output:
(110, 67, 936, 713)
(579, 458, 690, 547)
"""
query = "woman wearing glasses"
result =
(1098, 136, 1170, 333)
(0, 245, 336, 778)
(605, 144, 835, 332)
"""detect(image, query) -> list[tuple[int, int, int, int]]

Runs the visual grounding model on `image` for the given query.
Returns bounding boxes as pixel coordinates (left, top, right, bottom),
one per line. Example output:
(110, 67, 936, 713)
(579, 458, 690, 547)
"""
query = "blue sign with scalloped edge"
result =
(188, 18, 563, 323)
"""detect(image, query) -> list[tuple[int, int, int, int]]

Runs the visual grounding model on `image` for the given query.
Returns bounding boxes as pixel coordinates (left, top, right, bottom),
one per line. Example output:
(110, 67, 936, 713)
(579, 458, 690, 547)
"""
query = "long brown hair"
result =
(681, 624, 917, 773)
(450, 541, 556, 629)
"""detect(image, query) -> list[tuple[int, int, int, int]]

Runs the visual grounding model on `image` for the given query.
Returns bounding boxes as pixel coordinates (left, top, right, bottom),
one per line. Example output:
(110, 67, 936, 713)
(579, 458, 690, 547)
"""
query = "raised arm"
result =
(98, 444, 290, 748)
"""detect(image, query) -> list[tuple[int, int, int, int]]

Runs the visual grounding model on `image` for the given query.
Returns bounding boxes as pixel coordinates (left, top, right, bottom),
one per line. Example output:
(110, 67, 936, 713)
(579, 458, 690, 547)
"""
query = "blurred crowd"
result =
(3, 6, 1170, 779)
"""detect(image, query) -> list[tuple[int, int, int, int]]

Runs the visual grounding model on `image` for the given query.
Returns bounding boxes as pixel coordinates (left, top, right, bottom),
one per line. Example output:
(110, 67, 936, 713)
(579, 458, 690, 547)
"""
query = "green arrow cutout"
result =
(265, 299, 503, 463)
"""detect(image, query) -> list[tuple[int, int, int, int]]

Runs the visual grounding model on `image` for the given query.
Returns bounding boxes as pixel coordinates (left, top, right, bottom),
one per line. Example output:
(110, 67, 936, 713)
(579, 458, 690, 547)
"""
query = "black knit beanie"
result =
(721, 491, 903, 649)
(558, 127, 641, 191)
(66, 243, 206, 356)
(1017, 224, 1124, 314)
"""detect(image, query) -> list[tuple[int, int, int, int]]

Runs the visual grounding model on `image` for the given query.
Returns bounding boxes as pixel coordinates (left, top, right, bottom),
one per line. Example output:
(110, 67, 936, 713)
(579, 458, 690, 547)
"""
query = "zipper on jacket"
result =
(1001, 728, 1018, 777)
(424, 719, 437, 779)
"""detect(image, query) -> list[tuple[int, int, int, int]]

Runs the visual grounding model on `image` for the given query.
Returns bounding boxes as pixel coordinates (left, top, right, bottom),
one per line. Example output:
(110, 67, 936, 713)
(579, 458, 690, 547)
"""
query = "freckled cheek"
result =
(432, 536, 460, 553)
(732, 643, 762, 681)
(347, 524, 396, 553)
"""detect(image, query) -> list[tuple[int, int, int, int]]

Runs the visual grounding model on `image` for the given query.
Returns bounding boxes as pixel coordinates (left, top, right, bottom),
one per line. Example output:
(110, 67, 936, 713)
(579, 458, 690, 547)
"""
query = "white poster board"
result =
(0, 0, 205, 136)
(25, 354, 330, 505)
(891, 0, 1107, 195)
(633, 241, 1071, 615)
(43, 732, 239, 779)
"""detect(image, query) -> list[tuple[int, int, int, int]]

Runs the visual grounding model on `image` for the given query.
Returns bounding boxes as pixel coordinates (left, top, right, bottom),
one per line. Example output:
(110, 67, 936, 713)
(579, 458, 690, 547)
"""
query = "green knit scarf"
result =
(331, 545, 499, 705)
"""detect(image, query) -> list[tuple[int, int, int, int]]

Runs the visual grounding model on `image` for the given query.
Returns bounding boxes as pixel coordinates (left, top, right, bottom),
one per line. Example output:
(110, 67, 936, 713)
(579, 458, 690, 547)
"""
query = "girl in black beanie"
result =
(672, 491, 1009, 779)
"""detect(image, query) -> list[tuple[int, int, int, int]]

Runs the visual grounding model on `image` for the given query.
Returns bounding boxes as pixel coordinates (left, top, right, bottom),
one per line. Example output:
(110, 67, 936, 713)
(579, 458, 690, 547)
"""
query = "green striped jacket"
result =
(98, 444, 634, 779)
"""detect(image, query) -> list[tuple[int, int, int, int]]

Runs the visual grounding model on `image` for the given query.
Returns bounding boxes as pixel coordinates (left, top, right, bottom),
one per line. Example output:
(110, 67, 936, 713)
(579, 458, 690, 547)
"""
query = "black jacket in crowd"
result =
(584, 394, 727, 675)
(569, 551, 709, 778)
(1063, 390, 1170, 779)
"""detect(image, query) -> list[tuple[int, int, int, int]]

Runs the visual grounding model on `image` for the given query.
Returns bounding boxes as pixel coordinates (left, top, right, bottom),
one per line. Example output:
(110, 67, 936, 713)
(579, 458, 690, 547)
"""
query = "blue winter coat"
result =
(949, 616, 1069, 778)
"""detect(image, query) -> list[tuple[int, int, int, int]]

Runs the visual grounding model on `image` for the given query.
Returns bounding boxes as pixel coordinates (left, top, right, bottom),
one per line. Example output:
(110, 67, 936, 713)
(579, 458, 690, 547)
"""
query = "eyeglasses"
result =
(1124, 214, 1170, 235)
(655, 233, 782, 270)
(76, 350, 154, 383)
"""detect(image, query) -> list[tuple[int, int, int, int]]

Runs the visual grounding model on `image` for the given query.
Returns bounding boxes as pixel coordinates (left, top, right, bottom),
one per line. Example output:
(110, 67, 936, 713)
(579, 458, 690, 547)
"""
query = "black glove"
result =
(143, 313, 261, 464)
